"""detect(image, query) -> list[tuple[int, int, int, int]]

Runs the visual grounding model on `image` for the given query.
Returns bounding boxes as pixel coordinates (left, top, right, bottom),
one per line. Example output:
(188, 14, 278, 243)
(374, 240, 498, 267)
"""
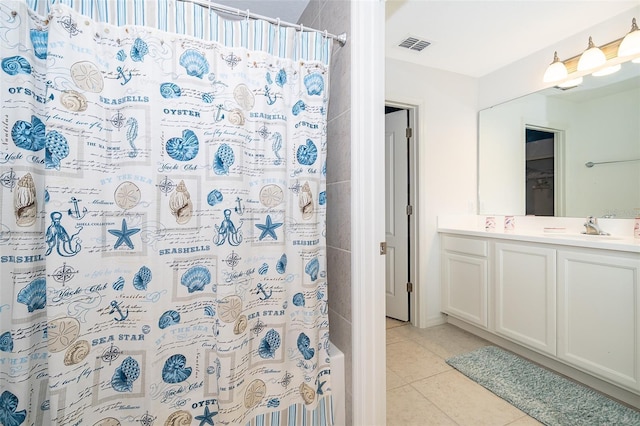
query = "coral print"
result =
(1, 1, 332, 424)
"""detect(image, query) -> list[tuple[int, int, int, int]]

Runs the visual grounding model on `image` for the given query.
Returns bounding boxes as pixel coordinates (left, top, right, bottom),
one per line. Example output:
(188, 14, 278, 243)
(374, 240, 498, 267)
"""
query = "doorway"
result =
(384, 105, 417, 322)
(525, 127, 563, 216)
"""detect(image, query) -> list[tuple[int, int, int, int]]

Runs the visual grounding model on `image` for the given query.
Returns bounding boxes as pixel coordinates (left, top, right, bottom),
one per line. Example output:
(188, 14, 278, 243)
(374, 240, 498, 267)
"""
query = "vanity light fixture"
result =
(577, 36, 606, 72)
(592, 63, 621, 77)
(618, 18, 640, 62)
(542, 51, 568, 83)
(556, 77, 583, 89)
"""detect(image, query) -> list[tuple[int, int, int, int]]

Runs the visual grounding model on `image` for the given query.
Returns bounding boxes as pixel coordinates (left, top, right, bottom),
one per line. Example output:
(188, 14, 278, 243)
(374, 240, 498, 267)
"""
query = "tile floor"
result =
(385, 318, 543, 426)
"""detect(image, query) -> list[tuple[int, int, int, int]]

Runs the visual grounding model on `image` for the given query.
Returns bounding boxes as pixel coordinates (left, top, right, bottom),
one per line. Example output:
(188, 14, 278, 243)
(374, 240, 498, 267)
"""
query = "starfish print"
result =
(255, 214, 283, 241)
(195, 406, 217, 426)
(108, 219, 141, 249)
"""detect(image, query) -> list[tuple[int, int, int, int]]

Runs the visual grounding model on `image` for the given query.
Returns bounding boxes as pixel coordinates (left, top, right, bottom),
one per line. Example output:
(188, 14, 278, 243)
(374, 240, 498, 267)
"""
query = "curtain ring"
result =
(246, 9, 250, 21)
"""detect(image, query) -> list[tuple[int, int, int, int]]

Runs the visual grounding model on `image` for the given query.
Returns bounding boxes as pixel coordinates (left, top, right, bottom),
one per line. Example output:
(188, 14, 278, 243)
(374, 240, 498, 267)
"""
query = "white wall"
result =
(479, 6, 640, 109)
(386, 58, 478, 327)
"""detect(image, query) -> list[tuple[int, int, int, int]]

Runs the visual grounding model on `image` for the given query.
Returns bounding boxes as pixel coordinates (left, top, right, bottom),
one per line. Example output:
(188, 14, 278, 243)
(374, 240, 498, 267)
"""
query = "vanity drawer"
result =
(442, 235, 488, 257)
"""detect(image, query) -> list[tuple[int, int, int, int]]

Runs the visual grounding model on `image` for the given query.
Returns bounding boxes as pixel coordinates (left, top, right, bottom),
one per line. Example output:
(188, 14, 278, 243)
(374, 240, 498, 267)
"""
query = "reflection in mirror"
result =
(479, 60, 640, 218)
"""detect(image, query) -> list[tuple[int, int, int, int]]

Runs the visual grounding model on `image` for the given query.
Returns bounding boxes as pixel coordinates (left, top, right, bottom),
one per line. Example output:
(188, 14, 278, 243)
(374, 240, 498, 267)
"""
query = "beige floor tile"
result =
(386, 326, 409, 345)
(387, 385, 457, 426)
(386, 368, 406, 390)
(412, 370, 527, 426)
(506, 416, 544, 426)
(386, 317, 407, 329)
(413, 323, 490, 359)
(386, 340, 452, 383)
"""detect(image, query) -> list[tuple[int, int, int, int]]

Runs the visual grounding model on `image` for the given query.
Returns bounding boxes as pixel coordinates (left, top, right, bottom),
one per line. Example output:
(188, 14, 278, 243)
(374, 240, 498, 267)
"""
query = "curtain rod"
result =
(176, 0, 347, 46)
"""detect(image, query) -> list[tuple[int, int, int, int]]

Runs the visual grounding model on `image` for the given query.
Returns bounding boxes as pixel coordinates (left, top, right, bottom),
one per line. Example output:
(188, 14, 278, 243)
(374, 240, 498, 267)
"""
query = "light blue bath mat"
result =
(446, 346, 640, 426)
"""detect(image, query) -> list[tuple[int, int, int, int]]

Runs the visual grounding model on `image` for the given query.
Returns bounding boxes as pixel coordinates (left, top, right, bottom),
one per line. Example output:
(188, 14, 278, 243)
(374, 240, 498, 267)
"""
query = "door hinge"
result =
(407, 282, 413, 292)
(380, 242, 387, 255)
(406, 127, 413, 139)
(406, 205, 413, 216)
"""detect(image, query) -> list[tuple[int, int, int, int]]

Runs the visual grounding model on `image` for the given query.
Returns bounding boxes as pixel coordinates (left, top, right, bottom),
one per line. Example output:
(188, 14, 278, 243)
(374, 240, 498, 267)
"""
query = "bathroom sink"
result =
(546, 233, 624, 241)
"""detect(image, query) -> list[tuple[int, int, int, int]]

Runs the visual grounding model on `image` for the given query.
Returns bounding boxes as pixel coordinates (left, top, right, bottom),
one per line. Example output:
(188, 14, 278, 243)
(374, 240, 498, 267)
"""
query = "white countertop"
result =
(438, 215, 640, 254)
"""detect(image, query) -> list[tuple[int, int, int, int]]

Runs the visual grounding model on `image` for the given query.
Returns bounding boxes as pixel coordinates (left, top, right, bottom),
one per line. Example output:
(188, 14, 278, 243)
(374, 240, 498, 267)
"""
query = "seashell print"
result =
(244, 379, 266, 408)
(233, 84, 255, 110)
(70, 61, 104, 93)
(304, 72, 325, 96)
(292, 293, 305, 307)
(45, 131, 70, 170)
(276, 253, 287, 274)
(258, 263, 268, 275)
(299, 382, 315, 404)
(112, 276, 125, 291)
(265, 72, 273, 85)
(44, 189, 50, 203)
(169, 180, 193, 225)
(17, 277, 46, 312)
(305, 257, 320, 281)
(11, 115, 45, 151)
(164, 410, 192, 426)
(111, 356, 140, 392)
(292, 100, 305, 116)
(275, 69, 287, 87)
(116, 49, 127, 61)
(299, 181, 314, 220)
(207, 189, 223, 206)
(14, 173, 37, 227)
(218, 295, 242, 323)
(0, 391, 26, 426)
(1, 55, 32, 75)
(0, 331, 13, 352)
(130, 38, 148, 62)
(259, 184, 283, 208)
(47, 317, 80, 353)
(227, 108, 245, 126)
(30, 29, 48, 60)
(179, 49, 209, 78)
(213, 144, 235, 175)
(158, 310, 181, 329)
(162, 354, 192, 384)
(114, 181, 141, 210)
(233, 315, 247, 335)
(180, 265, 211, 293)
(166, 129, 199, 162)
(203, 305, 215, 316)
(267, 398, 280, 408)
(60, 90, 88, 112)
(297, 139, 318, 166)
(63, 339, 90, 365)
(258, 329, 281, 359)
(201, 92, 214, 103)
(319, 191, 326, 206)
(160, 82, 181, 99)
(297, 332, 315, 360)
(133, 266, 152, 290)
(93, 418, 121, 426)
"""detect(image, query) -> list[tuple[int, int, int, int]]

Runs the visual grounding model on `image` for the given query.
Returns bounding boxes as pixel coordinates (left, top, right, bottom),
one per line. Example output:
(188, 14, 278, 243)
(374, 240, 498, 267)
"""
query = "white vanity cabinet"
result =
(557, 249, 640, 392)
(441, 235, 488, 328)
(494, 242, 556, 355)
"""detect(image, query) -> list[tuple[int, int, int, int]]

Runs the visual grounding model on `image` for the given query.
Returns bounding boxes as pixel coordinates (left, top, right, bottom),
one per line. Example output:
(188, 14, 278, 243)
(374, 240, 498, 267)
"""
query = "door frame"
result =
(385, 100, 419, 326)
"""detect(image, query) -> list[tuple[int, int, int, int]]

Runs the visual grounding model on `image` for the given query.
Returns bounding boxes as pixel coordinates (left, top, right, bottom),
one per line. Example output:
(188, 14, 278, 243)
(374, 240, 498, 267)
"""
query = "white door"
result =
(385, 109, 410, 321)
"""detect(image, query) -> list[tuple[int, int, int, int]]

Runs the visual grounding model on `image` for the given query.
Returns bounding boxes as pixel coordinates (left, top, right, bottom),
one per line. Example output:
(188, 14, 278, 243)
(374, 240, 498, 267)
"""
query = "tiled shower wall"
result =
(299, 1, 352, 424)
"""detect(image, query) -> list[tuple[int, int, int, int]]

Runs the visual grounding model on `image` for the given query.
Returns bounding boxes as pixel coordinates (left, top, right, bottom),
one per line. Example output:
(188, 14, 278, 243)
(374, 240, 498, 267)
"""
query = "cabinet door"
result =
(442, 252, 488, 328)
(495, 242, 556, 355)
(557, 250, 640, 392)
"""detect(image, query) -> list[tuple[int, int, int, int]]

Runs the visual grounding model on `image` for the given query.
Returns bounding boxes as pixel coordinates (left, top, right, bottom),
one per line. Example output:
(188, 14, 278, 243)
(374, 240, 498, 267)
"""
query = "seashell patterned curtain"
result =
(0, 0, 333, 425)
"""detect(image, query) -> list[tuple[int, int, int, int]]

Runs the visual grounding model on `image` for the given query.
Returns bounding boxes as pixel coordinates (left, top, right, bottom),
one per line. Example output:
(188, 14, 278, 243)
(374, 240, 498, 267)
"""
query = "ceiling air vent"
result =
(398, 37, 431, 52)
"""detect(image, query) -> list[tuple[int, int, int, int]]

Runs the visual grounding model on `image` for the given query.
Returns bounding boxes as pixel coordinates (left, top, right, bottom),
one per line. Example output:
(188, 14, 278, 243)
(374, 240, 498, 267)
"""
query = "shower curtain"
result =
(0, 1, 333, 424)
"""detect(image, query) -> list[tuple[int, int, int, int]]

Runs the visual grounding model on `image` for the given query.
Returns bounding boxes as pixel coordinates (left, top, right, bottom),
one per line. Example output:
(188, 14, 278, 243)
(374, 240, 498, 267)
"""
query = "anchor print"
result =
(256, 283, 272, 300)
(264, 85, 278, 105)
(116, 66, 132, 85)
(67, 197, 87, 220)
(234, 197, 245, 216)
(109, 300, 129, 322)
(214, 104, 225, 122)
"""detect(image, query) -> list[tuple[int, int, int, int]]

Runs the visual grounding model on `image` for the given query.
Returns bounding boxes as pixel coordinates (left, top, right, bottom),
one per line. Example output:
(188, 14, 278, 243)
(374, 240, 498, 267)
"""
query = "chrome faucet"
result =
(583, 216, 609, 235)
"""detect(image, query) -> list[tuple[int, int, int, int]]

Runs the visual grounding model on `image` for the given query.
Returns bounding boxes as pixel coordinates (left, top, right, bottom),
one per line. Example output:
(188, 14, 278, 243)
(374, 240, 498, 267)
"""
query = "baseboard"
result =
(446, 316, 640, 410)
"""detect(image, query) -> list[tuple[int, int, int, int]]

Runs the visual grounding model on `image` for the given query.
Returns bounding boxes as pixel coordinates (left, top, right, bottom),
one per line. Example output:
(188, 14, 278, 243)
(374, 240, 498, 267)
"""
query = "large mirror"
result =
(478, 60, 640, 218)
